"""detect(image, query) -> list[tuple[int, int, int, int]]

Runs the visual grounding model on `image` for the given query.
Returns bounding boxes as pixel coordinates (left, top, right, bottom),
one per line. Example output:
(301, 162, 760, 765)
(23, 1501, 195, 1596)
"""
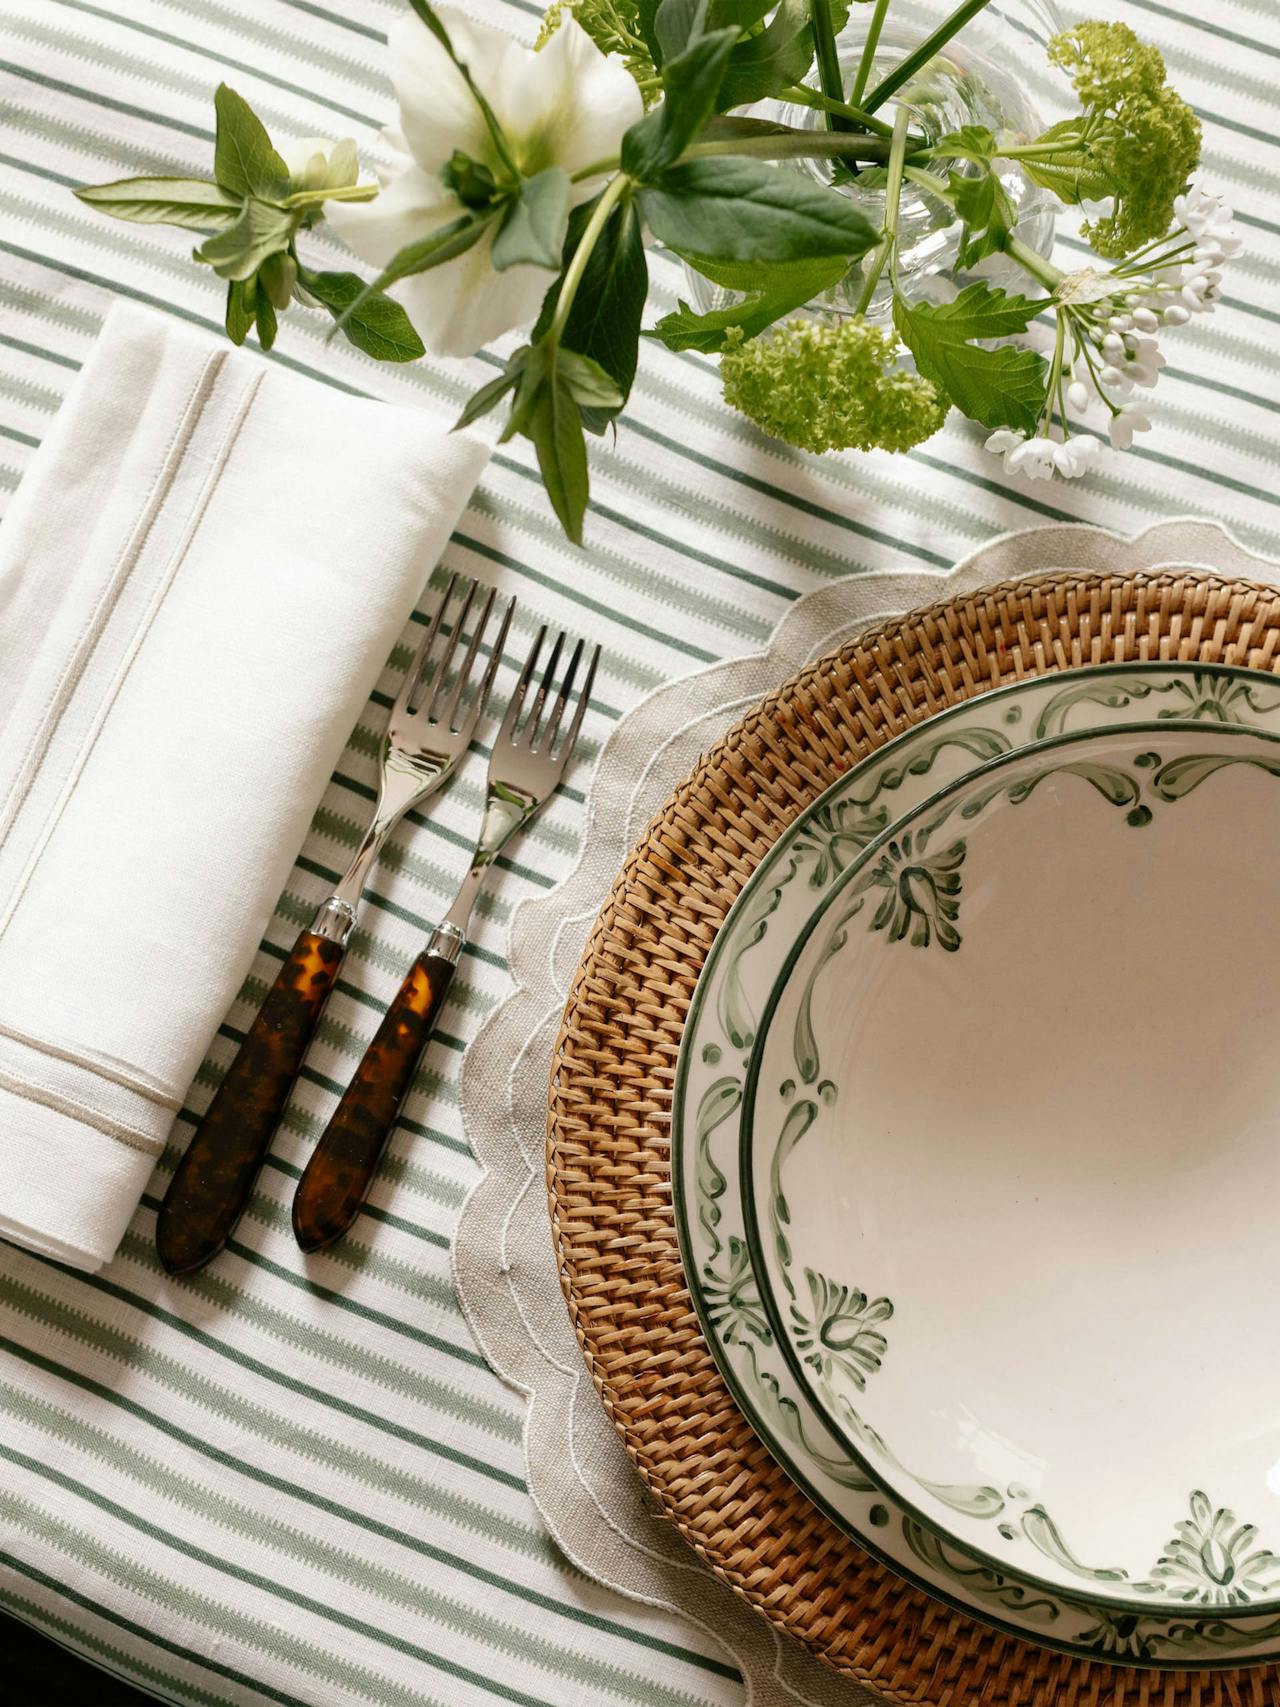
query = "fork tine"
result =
(498, 625, 546, 741)
(524, 628, 565, 747)
(475, 596, 516, 719)
(428, 576, 479, 720)
(440, 584, 497, 731)
(540, 637, 584, 753)
(398, 571, 457, 715)
(556, 643, 600, 762)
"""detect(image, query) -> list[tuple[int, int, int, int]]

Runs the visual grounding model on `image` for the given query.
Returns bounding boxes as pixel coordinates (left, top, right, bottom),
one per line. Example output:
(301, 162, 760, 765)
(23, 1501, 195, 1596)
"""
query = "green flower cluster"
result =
(720, 317, 949, 455)
(1048, 20, 1201, 259)
(536, 0, 660, 102)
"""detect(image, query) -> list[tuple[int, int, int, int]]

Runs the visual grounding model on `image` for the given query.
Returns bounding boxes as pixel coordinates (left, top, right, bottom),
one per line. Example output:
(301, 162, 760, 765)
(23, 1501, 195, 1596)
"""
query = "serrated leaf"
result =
(491, 167, 570, 271)
(212, 84, 288, 199)
(297, 266, 426, 362)
(639, 157, 877, 264)
(1020, 118, 1117, 206)
(716, 0, 813, 109)
(934, 124, 997, 163)
(893, 285, 1049, 432)
(75, 176, 242, 230)
(650, 253, 845, 350)
(194, 197, 296, 281)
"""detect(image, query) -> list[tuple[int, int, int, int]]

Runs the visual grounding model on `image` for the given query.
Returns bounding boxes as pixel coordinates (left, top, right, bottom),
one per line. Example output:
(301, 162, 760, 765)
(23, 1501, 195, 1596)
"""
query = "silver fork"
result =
(156, 574, 513, 1275)
(292, 625, 600, 1252)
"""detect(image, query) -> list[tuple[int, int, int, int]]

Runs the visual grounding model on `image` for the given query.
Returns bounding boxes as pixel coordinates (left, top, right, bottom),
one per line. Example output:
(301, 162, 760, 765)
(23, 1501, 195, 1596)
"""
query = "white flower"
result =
(1123, 336, 1166, 389)
(1006, 437, 1059, 480)
(1174, 184, 1241, 252)
(327, 10, 642, 357)
(1109, 405, 1152, 449)
(1066, 380, 1090, 412)
(1051, 435, 1101, 478)
(983, 428, 1025, 468)
(283, 136, 360, 193)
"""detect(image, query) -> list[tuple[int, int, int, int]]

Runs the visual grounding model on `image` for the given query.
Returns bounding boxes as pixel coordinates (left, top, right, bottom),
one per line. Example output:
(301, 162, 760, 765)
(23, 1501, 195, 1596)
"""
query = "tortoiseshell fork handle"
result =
(292, 949, 456, 1252)
(156, 928, 345, 1274)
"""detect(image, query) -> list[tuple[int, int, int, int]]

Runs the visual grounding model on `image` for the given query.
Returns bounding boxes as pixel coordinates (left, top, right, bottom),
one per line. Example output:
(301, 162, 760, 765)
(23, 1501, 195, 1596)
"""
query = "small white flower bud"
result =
(1066, 380, 1090, 411)
(1132, 307, 1159, 332)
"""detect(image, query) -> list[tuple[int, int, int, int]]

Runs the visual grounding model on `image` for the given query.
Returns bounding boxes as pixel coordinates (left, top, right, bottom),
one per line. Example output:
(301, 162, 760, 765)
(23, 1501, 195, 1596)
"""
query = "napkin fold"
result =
(0, 302, 490, 1272)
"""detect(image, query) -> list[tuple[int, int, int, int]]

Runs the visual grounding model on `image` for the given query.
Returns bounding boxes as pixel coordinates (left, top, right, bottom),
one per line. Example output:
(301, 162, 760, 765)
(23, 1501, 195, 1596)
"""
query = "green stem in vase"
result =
(862, 0, 997, 113)
(850, 0, 892, 106)
(809, 0, 854, 130)
(783, 83, 896, 137)
(854, 105, 911, 314)
(1002, 230, 1065, 292)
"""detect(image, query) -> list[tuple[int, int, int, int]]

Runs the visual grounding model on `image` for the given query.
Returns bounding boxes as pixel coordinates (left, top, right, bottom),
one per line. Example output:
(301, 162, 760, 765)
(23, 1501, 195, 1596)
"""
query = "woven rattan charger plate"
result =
(547, 567, 1280, 1707)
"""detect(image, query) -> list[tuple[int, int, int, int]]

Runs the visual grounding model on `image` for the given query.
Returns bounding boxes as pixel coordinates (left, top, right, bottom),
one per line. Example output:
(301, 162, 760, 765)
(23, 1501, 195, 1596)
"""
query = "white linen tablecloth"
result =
(0, 0, 1276, 1703)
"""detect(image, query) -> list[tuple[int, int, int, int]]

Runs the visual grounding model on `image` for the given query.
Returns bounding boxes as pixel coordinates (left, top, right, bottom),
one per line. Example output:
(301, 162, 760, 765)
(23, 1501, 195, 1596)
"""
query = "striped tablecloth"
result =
(0, 2, 1274, 1704)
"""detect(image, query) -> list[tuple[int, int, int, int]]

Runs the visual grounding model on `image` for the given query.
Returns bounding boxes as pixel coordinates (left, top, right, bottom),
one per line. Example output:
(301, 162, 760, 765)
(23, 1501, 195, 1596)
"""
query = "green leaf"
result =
(654, 0, 708, 60)
(649, 254, 845, 350)
(327, 207, 497, 336)
(404, 0, 518, 176)
(193, 197, 297, 281)
(74, 176, 242, 230)
(258, 249, 297, 309)
(621, 27, 738, 180)
(254, 289, 278, 351)
(557, 349, 625, 409)
(280, 183, 378, 211)
(212, 84, 289, 199)
(708, 0, 774, 28)
(454, 354, 527, 432)
(634, 0, 664, 65)
(716, 0, 813, 109)
(899, 280, 1050, 340)
(934, 124, 997, 163)
(534, 196, 648, 430)
(530, 369, 590, 544)
(491, 167, 571, 272)
(946, 165, 1014, 268)
(893, 284, 1049, 432)
(1020, 118, 1117, 206)
(225, 278, 255, 345)
(638, 157, 878, 264)
(296, 266, 426, 362)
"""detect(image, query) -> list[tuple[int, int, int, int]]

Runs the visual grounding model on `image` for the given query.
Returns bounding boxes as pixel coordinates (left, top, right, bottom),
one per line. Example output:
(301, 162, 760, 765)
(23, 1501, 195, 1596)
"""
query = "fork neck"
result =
(312, 765, 434, 944)
(433, 783, 537, 950)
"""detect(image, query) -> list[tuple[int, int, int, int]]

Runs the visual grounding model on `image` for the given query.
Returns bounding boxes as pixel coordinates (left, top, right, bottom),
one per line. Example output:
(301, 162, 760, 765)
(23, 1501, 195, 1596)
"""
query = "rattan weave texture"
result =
(547, 569, 1280, 1707)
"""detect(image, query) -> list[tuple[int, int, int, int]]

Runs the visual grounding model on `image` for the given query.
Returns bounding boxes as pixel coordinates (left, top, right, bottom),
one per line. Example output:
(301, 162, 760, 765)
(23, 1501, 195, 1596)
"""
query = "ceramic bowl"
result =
(742, 718, 1280, 1615)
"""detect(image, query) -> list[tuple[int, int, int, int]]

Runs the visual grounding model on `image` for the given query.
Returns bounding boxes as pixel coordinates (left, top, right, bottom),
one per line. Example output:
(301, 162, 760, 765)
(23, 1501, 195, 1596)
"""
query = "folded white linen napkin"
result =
(0, 301, 490, 1272)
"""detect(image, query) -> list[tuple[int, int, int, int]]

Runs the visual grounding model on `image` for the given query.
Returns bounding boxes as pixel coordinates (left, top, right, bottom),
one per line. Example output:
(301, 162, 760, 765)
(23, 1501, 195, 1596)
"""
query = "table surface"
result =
(0, 2, 1273, 1704)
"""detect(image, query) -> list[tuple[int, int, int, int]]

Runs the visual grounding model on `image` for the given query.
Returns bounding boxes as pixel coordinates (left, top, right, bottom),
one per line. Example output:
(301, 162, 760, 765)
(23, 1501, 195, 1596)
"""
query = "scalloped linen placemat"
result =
(459, 519, 1280, 1707)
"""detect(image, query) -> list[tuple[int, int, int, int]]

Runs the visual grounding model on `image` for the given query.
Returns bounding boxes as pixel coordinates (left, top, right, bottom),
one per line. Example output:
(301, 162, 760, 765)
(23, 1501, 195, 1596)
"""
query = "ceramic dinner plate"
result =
(746, 720, 1280, 1616)
(673, 663, 1280, 1665)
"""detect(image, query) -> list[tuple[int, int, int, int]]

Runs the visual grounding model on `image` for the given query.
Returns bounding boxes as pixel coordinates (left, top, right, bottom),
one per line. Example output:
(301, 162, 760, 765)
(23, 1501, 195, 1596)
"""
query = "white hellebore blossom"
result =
(283, 136, 361, 195)
(326, 10, 642, 358)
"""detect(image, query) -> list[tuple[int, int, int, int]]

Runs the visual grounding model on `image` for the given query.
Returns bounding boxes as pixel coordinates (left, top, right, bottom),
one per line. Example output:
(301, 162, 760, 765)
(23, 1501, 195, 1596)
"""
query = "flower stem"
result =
(851, 0, 891, 106)
(683, 133, 898, 163)
(854, 106, 911, 315)
(862, 0, 996, 113)
(783, 83, 895, 137)
(810, 0, 852, 130)
(1002, 231, 1064, 292)
(548, 172, 630, 345)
